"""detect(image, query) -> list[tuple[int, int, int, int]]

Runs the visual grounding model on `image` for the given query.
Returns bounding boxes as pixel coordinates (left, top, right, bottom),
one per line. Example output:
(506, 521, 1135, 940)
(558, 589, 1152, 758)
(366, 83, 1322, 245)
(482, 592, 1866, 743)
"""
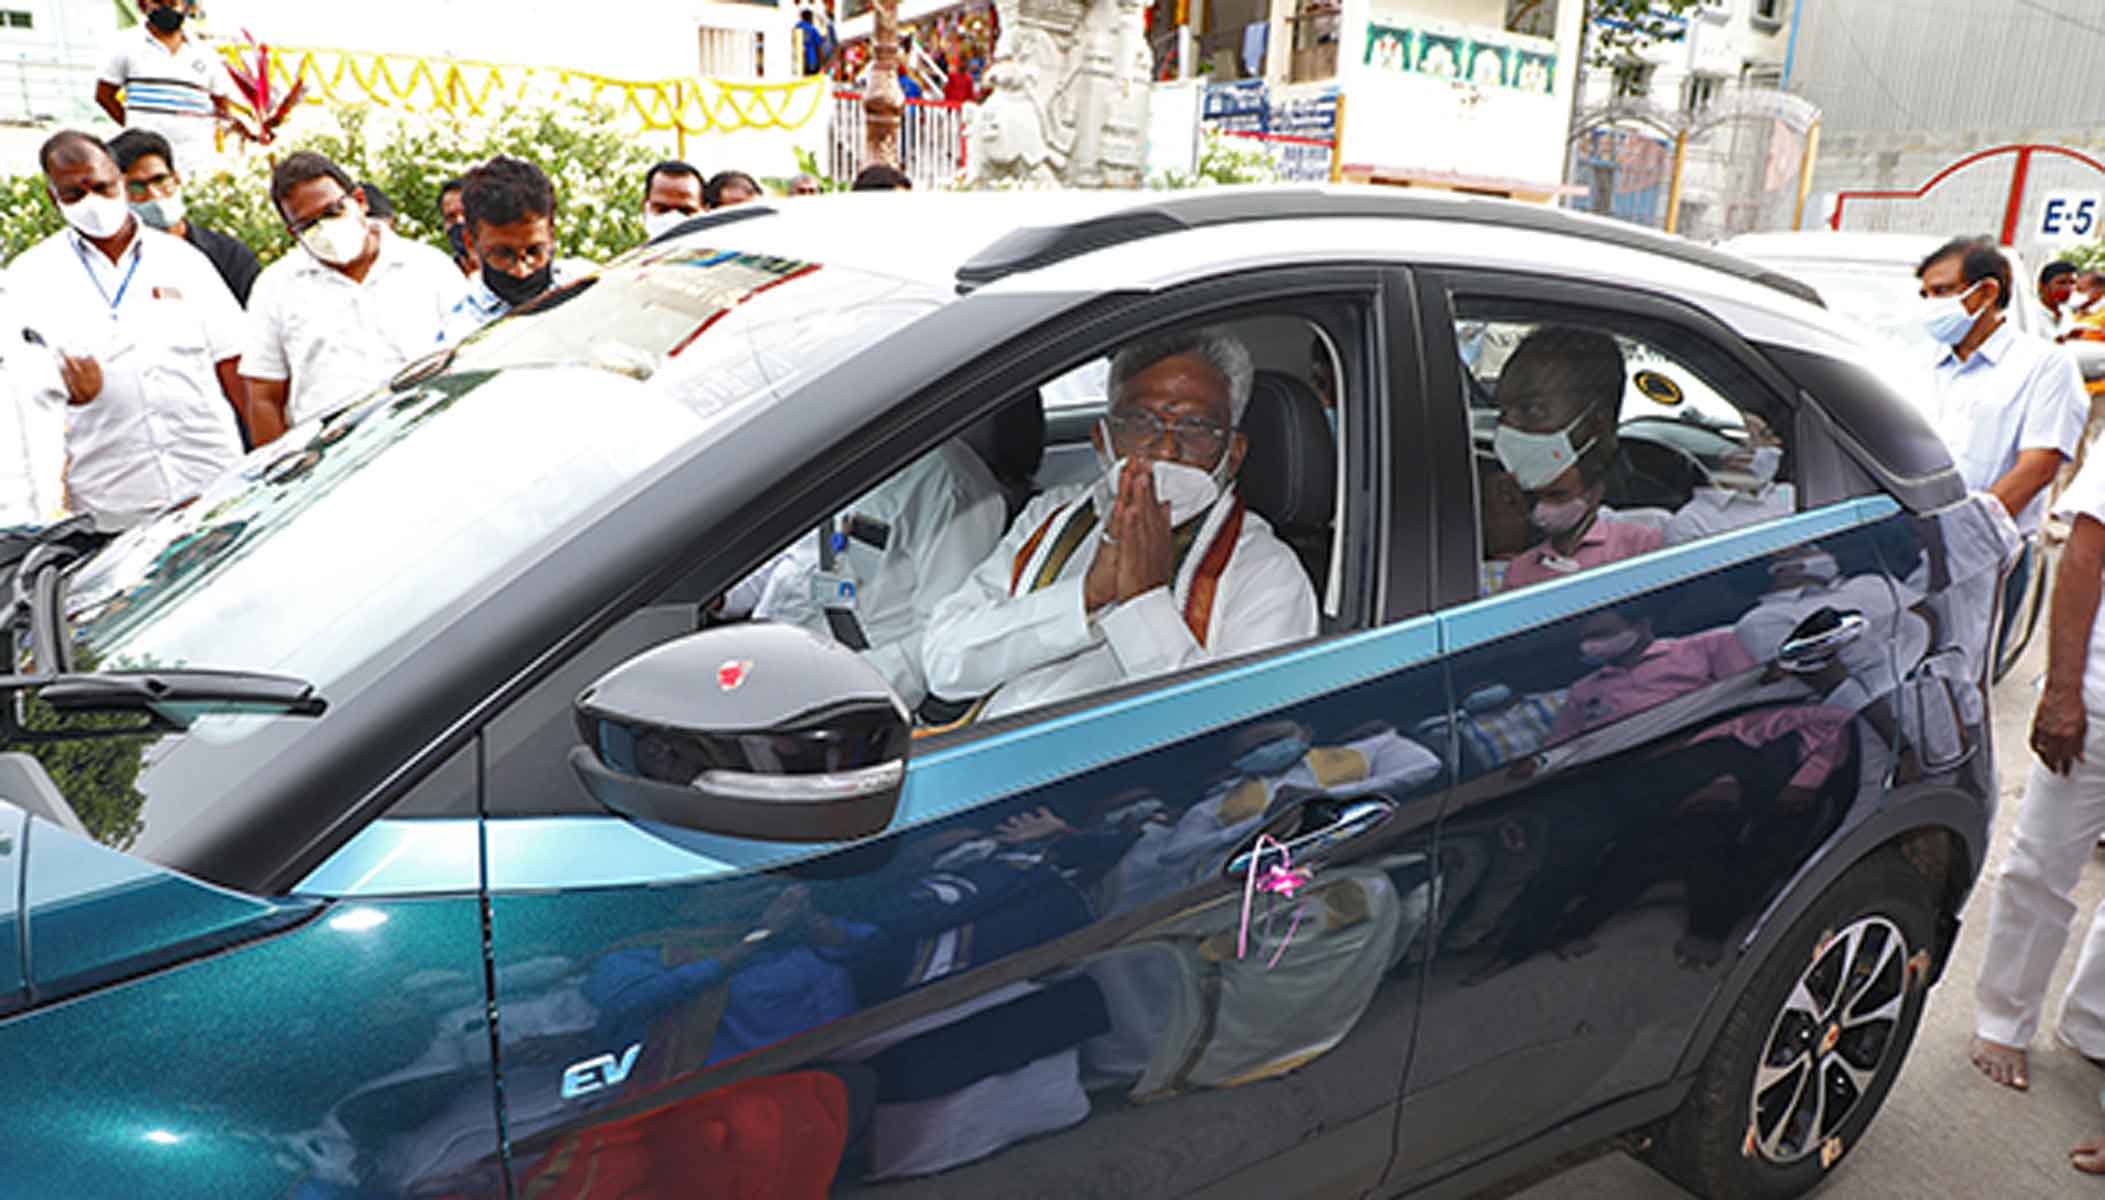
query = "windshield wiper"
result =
(37, 670, 327, 718)
(1, 540, 327, 731)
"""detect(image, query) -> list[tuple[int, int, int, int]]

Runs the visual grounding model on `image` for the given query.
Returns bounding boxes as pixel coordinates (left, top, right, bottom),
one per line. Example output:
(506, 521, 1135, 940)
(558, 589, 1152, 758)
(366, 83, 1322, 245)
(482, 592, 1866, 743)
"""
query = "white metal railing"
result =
(830, 90, 970, 190)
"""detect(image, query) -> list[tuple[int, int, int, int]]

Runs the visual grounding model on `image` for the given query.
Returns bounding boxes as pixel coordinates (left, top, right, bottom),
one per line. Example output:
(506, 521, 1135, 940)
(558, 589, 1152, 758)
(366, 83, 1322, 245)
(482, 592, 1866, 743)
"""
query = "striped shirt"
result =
(101, 31, 228, 163)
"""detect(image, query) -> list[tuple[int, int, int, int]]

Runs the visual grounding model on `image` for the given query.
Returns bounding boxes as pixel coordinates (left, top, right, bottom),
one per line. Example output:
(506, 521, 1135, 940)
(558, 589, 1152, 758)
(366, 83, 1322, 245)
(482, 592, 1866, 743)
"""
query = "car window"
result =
(1455, 295, 1795, 599)
(472, 305, 1366, 819)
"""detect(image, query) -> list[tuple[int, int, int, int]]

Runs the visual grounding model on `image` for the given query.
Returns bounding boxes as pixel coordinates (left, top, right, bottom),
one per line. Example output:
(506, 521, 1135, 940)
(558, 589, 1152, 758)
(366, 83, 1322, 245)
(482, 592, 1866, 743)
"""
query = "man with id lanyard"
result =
(7, 131, 245, 531)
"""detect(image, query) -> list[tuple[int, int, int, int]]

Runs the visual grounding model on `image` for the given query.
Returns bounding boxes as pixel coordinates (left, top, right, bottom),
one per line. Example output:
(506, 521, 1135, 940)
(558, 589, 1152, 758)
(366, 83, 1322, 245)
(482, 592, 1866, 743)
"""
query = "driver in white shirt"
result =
(921, 327, 1318, 723)
(1664, 412, 1795, 546)
(720, 440, 1005, 709)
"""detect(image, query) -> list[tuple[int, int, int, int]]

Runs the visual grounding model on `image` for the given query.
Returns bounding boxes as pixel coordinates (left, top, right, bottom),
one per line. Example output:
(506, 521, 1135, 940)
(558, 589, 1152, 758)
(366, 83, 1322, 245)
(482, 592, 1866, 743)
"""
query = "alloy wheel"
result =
(1745, 915, 1910, 1165)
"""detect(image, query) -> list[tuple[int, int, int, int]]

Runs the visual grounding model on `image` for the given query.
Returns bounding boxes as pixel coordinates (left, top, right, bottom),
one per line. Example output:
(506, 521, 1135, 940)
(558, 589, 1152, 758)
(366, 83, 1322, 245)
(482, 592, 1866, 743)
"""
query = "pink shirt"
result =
(1689, 704, 1853, 793)
(1503, 515, 1664, 591)
(1552, 629, 1757, 741)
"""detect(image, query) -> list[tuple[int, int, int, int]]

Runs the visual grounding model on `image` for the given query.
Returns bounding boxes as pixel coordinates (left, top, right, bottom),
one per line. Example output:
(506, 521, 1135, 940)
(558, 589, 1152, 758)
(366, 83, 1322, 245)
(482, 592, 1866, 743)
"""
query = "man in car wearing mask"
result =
(1494, 326, 1662, 591)
(1916, 236, 2086, 536)
(240, 151, 466, 446)
(921, 328, 1318, 723)
(436, 156, 595, 347)
(9, 131, 245, 528)
(109, 129, 259, 306)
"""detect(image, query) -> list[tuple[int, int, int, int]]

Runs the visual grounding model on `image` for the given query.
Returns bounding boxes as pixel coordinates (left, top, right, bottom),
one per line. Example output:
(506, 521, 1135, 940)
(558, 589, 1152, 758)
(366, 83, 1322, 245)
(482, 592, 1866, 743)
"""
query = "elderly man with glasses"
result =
(920, 327, 1318, 724)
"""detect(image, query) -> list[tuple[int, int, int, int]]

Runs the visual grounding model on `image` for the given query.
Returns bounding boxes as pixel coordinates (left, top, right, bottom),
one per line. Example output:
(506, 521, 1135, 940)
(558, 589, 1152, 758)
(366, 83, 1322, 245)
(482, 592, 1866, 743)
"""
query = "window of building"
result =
(1753, 0, 1786, 23)
(1612, 61, 1653, 99)
(1683, 73, 1722, 114)
(1, 9, 32, 28)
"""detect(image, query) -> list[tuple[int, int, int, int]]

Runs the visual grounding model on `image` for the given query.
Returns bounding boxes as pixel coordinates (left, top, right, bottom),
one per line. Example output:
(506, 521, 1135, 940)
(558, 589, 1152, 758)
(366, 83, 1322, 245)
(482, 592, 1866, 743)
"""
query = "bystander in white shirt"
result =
(7, 223, 244, 529)
(100, 25, 229, 173)
(722, 441, 1006, 707)
(433, 260, 596, 348)
(0, 277, 70, 526)
(921, 481, 1318, 723)
(241, 226, 466, 427)
(1929, 321, 2088, 534)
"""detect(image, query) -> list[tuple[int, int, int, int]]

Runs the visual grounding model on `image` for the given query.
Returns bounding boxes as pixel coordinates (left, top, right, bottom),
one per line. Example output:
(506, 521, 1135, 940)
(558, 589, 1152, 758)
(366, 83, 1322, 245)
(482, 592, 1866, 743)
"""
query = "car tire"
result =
(1643, 849, 1937, 1199)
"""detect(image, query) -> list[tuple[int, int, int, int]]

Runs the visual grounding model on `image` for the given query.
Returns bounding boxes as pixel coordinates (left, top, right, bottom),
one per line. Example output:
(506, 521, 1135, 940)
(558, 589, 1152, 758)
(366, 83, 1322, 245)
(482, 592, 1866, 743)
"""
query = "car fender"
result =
(1670, 781, 1990, 1081)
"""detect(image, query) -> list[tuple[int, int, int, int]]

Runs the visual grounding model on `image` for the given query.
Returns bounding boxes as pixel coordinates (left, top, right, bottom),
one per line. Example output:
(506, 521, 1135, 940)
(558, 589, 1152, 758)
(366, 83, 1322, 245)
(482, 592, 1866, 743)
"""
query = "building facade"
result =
(1787, 0, 2105, 260)
(1568, 0, 1809, 241)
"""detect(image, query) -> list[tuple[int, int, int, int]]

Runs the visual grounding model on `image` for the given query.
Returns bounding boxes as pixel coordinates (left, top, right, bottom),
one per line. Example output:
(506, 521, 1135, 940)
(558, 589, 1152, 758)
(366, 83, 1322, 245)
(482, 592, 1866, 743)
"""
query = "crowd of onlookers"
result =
(0, 115, 915, 536)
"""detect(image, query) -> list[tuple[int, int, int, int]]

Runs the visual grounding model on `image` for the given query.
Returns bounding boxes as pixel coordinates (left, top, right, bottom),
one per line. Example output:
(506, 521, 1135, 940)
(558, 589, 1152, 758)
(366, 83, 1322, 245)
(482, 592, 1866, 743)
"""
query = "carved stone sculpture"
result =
(972, 0, 1150, 187)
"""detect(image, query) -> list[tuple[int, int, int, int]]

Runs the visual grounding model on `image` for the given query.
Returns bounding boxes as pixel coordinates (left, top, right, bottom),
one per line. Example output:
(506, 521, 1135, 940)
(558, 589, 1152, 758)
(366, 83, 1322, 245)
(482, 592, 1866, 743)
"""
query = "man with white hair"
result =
(921, 326, 1318, 723)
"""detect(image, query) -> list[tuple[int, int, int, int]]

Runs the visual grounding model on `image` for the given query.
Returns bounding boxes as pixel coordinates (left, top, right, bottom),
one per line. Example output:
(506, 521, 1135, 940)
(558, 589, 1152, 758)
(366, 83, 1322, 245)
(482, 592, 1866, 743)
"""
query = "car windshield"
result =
(55, 247, 943, 856)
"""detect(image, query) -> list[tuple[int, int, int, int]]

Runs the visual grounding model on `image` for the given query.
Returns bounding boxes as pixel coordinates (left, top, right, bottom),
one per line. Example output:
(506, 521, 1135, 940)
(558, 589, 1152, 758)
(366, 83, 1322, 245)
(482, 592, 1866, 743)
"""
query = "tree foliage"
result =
(1586, 0, 1701, 66)
(3, 98, 668, 267)
(1148, 129, 1281, 191)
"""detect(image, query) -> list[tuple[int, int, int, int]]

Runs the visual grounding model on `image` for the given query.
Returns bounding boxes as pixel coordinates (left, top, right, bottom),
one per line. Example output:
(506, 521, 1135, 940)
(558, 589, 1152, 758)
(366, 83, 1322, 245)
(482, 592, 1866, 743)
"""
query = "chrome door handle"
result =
(1225, 798, 1396, 878)
(1777, 609, 1867, 674)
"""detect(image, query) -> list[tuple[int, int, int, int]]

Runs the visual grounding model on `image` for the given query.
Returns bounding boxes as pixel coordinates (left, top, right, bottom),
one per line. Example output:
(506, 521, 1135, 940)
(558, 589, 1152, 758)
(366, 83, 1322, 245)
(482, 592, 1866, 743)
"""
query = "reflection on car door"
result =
(479, 640, 1453, 1197)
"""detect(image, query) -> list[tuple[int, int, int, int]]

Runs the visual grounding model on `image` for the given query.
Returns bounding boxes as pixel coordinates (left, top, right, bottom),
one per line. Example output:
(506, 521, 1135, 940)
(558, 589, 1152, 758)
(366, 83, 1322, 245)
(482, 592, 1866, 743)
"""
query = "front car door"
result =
(465, 268, 1464, 1198)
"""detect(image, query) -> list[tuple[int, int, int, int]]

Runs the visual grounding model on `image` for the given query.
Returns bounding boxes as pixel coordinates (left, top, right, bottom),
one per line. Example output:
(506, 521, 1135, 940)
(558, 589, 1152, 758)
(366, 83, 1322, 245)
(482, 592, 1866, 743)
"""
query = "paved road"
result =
(1511, 626, 2105, 1198)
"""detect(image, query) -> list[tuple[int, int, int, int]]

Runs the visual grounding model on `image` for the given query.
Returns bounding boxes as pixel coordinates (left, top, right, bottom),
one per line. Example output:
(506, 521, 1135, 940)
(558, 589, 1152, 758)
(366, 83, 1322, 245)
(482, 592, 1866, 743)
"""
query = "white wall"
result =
(0, 0, 115, 126)
(1338, 0, 1579, 193)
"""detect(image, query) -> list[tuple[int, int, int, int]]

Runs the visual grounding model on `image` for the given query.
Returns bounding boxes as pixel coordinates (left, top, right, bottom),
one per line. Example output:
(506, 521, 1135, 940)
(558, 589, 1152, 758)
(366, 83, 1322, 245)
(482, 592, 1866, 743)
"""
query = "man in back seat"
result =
(1494, 326, 1663, 590)
(920, 327, 1318, 723)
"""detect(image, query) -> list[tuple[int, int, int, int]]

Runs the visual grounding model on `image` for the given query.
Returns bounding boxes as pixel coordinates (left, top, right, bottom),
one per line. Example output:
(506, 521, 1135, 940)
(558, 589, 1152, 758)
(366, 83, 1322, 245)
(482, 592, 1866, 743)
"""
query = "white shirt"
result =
(433, 259, 595, 348)
(100, 30, 228, 169)
(0, 278, 69, 527)
(922, 483, 1319, 722)
(1664, 483, 1796, 546)
(7, 224, 244, 529)
(241, 227, 467, 426)
(726, 441, 1005, 707)
(2053, 456, 2105, 715)
(1929, 321, 2088, 534)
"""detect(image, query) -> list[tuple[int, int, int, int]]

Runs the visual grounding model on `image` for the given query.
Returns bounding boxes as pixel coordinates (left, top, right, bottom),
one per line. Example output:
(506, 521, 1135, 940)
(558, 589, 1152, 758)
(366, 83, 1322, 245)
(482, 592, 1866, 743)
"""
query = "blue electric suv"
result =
(0, 188, 2008, 1199)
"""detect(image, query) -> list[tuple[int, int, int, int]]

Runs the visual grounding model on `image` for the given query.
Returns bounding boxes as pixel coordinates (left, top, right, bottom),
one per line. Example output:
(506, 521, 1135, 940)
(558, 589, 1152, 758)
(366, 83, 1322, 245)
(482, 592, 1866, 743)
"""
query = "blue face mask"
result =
(1233, 735, 1311, 777)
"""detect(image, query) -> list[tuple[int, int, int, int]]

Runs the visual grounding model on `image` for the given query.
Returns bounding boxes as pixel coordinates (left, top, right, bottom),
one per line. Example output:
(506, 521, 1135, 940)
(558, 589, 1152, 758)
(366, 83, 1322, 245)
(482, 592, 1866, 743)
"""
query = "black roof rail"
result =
(953, 188, 1825, 307)
(647, 203, 778, 246)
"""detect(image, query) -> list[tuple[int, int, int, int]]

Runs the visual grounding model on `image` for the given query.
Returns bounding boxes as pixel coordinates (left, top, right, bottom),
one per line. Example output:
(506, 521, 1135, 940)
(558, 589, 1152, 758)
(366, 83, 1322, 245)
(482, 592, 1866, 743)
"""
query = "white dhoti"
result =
(1974, 720, 2105, 1053)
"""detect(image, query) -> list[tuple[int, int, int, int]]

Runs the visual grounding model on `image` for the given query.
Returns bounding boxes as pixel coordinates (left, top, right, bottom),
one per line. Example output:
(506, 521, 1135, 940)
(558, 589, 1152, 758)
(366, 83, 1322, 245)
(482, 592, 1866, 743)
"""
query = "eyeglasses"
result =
(480, 241, 555, 273)
(1106, 409, 1231, 454)
(288, 194, 354, 236)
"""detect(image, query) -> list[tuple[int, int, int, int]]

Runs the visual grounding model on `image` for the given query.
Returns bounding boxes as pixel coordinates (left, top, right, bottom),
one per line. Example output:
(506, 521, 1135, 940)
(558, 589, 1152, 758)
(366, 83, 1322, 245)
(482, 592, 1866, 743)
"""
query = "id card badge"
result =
(811, 570, 859, 611)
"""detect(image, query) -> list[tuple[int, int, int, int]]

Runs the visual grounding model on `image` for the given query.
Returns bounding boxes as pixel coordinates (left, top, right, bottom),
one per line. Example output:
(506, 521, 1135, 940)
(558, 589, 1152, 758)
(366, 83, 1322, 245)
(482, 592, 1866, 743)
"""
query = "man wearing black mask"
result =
(95, 0, 231, 175)
(438, 176, 475, 276)
(436, 156, 594, 346)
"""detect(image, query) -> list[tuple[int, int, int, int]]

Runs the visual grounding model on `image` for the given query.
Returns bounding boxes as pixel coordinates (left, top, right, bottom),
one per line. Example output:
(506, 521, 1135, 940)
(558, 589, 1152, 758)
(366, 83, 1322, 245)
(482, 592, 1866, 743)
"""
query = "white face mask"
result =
(1919, 282, 1984, 346)
(57, 190, 132, 240)
(1713, 443, 1783, 492)
(131, 194, 185, 232)
(301, 212, 371, 267)
(1093, 419, 1234, 526)
(1494, 408, 1598, 491)
(641, 209, 693, 241)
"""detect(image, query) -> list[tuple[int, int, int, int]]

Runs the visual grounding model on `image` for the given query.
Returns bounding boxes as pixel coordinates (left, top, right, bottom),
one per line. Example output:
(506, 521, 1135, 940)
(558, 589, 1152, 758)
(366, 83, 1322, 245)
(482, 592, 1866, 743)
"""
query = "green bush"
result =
(3, 98, 668, 268)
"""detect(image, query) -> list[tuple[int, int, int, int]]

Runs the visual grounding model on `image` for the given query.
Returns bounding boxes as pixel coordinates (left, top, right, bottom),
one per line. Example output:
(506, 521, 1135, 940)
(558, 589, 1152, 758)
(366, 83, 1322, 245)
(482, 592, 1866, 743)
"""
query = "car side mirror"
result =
(569, 624, 910, 842)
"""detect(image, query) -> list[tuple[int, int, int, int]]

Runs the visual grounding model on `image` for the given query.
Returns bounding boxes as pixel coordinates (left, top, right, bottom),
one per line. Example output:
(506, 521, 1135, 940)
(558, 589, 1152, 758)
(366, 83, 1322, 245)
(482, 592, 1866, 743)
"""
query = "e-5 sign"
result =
(2041, 191, 2102, 242)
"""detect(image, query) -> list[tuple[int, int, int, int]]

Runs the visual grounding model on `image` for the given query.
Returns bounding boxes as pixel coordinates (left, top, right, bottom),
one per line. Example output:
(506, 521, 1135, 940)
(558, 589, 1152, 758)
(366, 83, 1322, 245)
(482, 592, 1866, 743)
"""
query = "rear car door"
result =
(470, 269, 1456, 1197)
(1388, 271, 1930, 1182)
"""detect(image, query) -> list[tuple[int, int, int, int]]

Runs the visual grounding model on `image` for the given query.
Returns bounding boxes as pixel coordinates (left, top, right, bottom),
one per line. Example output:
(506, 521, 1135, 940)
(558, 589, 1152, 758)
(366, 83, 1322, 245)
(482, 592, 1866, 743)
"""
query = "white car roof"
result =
(1716, 231, 1946, 268)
